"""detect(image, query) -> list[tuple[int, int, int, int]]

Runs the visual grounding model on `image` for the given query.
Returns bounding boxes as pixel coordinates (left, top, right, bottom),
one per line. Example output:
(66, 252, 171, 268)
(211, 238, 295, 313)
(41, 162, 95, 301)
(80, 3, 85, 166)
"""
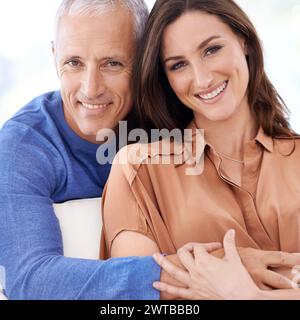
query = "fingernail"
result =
(229, 229, 235, 239)
(153, 282, 161, 290)
(153, 253, 160, 260)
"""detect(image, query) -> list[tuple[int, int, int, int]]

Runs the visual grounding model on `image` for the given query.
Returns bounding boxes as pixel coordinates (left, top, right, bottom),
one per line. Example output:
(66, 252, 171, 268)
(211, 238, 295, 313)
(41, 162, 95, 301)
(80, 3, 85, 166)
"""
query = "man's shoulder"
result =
(7, 91, 61, 127)
(0, 91, 62, 148)
(0, 92, 65, 190)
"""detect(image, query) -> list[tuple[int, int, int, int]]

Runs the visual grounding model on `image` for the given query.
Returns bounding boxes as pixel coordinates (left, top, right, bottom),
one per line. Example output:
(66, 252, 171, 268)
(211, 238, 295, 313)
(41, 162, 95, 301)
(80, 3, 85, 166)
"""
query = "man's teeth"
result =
(81, 103, 110, 110)
(199, 81, 227, 100)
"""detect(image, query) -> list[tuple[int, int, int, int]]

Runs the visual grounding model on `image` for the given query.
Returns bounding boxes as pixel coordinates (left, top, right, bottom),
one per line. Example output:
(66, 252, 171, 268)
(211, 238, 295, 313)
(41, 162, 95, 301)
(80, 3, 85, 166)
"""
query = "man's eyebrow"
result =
(60, 55, 81, 62)
(163, 35, 222, 64)
(60, 55, 127, 63)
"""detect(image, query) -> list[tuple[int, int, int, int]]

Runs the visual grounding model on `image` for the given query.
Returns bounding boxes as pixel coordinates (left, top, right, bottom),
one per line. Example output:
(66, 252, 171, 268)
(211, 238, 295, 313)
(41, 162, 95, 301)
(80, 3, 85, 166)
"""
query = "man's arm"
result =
(0, 129, 160, 300)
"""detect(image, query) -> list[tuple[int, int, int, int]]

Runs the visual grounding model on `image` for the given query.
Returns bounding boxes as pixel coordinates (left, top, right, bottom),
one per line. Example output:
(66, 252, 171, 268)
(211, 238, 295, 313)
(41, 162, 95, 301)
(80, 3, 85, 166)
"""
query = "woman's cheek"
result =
(169, 74, 189, 97)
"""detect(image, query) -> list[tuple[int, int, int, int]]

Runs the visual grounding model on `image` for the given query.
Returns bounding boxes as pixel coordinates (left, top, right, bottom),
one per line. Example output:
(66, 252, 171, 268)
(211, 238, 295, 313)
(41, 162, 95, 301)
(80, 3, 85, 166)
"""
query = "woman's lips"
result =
(195, 80, 229, 103)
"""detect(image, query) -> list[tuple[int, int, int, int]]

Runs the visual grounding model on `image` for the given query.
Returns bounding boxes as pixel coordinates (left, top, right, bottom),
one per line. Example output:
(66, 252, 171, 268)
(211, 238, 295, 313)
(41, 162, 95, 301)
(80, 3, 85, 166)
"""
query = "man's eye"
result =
(170, 61, 186, 71)
(66, 60, 81, 67)
(205, 45, 223, 56)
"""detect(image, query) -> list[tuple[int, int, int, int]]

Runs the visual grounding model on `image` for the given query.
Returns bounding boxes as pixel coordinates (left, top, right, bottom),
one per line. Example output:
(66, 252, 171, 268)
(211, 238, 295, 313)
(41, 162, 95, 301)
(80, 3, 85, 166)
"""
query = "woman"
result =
(101, 0, 300, 298)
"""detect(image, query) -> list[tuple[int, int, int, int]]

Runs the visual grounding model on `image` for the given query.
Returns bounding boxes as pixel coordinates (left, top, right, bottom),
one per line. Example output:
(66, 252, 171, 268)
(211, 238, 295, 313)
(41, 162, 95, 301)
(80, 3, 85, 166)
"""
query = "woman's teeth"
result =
(81, 103, 110, 110)
(198, 81, 228, 100)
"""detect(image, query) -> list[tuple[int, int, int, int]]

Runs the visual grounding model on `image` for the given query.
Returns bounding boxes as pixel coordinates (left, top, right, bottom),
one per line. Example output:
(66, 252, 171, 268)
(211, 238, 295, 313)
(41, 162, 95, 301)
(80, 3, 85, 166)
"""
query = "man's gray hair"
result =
(55, 0, 149, 41)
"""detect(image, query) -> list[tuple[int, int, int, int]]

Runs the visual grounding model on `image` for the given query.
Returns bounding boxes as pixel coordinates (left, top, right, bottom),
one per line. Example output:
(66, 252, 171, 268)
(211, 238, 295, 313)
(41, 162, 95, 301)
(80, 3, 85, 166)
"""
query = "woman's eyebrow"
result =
(163, 35, 221, 64)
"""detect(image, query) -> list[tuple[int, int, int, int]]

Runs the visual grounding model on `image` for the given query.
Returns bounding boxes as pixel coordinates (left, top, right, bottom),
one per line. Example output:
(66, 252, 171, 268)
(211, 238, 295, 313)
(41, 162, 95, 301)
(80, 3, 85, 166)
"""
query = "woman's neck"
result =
(194, 102, 258, 160)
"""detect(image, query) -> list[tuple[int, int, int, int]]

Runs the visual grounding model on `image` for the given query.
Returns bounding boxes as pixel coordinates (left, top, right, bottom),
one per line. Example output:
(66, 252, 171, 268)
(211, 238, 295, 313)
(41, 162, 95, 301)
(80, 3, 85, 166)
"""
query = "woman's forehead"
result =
(161, 11, 235, 57)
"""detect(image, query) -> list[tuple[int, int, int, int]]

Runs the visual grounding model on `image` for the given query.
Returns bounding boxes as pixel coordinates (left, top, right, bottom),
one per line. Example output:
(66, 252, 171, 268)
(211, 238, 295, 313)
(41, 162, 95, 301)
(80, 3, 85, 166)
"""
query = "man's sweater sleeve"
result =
(0, 124, 160, 300)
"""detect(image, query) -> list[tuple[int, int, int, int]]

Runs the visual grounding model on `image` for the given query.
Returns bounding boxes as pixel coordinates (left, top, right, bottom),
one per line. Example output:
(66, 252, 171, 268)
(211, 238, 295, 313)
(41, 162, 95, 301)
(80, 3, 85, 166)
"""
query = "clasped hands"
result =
(153, 230, 300, 300)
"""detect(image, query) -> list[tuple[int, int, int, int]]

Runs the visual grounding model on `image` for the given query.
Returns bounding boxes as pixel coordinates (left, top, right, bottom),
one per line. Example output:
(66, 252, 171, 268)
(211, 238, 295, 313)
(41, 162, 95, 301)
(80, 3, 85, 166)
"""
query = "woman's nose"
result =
(191, 62, 214, 90)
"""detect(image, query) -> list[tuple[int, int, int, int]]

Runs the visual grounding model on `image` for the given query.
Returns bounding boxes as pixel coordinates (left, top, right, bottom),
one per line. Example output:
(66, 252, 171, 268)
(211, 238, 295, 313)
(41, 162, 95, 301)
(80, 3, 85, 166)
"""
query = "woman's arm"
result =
(111, 231, 160, 257)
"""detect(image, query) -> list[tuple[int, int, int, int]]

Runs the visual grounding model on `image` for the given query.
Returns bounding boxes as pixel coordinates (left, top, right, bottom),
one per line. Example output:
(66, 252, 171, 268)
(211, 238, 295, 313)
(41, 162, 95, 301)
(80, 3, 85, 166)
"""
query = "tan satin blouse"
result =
(100, 122, 300, 259)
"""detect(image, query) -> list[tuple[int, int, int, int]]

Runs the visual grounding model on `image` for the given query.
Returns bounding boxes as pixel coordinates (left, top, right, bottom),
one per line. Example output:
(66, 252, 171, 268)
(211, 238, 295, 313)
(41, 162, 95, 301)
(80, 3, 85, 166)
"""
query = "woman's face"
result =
(161, 11, 250, 123)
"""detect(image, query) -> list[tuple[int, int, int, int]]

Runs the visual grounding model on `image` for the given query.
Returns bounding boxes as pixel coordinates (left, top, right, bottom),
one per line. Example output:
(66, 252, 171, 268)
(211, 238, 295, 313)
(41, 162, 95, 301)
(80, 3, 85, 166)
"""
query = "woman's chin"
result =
(195, 109, 236, 123)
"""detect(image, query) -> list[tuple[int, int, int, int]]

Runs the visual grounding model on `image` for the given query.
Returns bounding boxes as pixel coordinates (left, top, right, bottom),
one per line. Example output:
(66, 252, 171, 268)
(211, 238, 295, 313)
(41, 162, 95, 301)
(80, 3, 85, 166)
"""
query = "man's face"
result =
(53, 6, 135, 143)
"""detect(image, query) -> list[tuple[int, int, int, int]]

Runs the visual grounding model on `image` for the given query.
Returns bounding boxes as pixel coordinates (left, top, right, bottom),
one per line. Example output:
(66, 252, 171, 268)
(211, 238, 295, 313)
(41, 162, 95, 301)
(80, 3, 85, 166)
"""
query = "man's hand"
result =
(159, 243, 222, 300)
(159, 254, 188, 300)
(153, 231, 261, 300)
(212, 247, 300, 290)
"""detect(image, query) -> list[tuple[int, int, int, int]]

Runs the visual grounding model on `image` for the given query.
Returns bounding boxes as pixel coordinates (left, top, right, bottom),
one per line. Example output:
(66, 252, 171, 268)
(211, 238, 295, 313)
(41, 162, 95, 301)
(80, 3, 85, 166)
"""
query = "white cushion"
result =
(54, 197, 102, 260)
(0, 198, 102, 300)
(0, 291, 7, 300)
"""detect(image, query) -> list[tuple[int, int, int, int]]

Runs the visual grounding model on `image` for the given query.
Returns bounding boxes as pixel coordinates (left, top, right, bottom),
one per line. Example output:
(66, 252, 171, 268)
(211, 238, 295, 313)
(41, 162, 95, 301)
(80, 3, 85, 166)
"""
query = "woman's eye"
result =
(205, 45, 222, 56)
(170, 61, 186, 71)
(107, 61, 123, 68)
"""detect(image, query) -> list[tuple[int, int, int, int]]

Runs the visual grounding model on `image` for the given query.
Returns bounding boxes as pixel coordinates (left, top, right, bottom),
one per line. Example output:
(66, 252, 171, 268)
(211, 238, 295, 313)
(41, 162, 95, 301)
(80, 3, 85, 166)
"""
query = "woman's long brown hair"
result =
(134, 0, 296, 138)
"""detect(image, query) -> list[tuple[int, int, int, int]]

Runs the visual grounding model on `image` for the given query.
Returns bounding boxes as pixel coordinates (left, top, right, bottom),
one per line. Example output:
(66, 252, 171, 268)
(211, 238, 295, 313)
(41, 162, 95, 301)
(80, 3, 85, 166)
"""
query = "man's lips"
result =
(79, 102, 113, 110)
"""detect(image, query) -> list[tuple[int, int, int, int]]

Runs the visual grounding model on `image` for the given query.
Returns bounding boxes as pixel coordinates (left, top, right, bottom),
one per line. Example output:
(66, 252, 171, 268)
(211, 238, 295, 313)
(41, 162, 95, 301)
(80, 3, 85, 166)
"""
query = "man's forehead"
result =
(56, 13, 134, 44)
(56, 12, 134, 43)
(57, 6, 133, 32)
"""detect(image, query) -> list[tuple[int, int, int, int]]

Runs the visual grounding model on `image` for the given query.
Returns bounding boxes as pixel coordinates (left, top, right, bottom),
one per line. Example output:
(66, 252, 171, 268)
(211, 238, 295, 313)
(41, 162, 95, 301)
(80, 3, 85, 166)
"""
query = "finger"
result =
(193, 245, 222, 264)
(177, 246, 197, 271)
(203, 242, 223, 252)
(153, 253, 190, 285)
(264, 252, 300, 268)
(223, 229, 239, 260)
(179, 243, 222, 268)
(262, 269, 294, 289)
(185, 242, 222, 253)
(153, 281, 193, 299)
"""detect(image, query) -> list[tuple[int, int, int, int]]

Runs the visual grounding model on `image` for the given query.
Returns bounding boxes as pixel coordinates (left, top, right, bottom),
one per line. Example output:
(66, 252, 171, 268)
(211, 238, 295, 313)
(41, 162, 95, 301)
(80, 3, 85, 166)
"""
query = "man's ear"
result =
(51, 41, 55, 55)
(51, 41, 60, 77)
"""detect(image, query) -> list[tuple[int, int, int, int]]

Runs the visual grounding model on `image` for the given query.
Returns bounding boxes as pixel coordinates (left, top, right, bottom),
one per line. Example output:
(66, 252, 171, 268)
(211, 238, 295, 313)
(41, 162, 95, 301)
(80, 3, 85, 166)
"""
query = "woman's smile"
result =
(194, 80, 229, 104)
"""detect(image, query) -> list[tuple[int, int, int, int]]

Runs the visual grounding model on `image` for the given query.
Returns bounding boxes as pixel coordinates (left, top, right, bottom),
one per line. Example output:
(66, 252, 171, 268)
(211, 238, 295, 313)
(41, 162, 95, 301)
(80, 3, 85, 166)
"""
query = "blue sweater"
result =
(0, 91, 160, 300)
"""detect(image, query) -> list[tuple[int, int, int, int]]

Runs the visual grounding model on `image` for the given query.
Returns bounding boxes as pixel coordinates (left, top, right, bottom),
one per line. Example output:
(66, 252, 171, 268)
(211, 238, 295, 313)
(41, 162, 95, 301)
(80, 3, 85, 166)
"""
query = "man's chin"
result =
(78, 125, 116, 144)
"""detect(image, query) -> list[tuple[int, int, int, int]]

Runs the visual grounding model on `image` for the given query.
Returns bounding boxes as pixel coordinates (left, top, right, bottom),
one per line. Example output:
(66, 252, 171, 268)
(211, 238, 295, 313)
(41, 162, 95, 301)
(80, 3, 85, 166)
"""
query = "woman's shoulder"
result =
(113, 139, 185, 182)
(115, 139, 184, 165)
(273, 134, 300, 157)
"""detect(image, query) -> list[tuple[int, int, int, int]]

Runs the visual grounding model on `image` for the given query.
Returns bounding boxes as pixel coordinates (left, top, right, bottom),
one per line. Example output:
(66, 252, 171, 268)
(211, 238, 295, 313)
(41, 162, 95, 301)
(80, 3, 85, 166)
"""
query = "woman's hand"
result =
(153, 230, 262, 300)
(237, 248, 299, 290)
(212, 247, 299, 290)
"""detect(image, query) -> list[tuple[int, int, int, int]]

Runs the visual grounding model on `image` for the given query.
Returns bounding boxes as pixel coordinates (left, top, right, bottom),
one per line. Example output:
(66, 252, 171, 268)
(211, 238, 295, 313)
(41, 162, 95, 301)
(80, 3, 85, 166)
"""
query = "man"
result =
(0, 0, 164, 300)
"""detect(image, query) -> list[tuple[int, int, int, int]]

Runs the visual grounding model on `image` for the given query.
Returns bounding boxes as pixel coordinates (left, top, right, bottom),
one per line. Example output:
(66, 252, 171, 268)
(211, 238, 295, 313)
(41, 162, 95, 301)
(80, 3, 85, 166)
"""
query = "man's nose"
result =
(81, 67, 106, 100)
(191, 62, 214, 90)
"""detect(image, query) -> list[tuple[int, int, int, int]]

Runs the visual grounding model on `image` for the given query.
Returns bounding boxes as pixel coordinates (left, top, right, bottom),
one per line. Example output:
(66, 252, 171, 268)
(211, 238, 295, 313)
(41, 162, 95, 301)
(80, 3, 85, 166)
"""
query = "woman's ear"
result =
(240, 38, 248, 56)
